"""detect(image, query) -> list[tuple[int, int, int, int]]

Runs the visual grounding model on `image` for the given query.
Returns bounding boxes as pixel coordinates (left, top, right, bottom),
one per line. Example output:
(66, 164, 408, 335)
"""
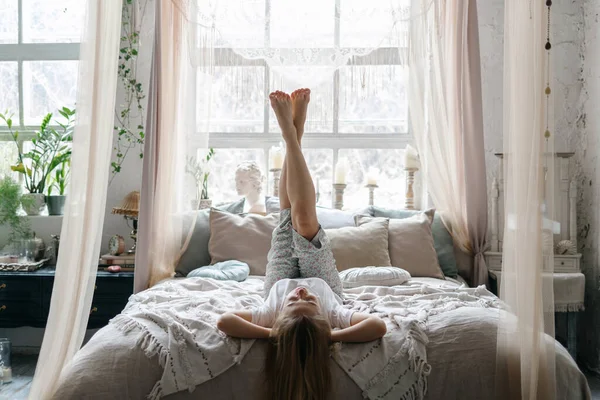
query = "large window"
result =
(204, 1, 411, 209)
(0, 0, 82, 177)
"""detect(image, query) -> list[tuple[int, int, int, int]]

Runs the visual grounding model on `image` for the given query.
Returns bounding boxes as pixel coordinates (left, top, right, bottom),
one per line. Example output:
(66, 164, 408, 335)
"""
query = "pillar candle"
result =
(404, 145, 420, 169)
(334, 159, 348, 184)
(270, 146, 284, 169)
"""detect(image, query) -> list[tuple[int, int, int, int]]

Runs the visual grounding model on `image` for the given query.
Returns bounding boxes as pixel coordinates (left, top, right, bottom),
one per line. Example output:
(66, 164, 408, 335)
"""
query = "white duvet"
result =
(52, 277, 591, 400)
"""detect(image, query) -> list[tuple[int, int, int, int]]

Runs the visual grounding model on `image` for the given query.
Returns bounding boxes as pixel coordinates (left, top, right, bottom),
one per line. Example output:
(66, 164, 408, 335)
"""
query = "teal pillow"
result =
(371, 206, 458, 278)
(187, 260, 250, 281)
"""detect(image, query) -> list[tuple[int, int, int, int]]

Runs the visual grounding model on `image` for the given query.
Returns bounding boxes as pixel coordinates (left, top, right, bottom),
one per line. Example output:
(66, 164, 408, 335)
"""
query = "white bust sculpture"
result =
(235, 161, 266, 214)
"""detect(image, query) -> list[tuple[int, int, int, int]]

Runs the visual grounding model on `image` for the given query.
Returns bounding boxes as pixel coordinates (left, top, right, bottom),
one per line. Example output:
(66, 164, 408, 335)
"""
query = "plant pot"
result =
(199, 199, 212, 210)
(21, 193, 46, 216)
(47, 195, 66, 215)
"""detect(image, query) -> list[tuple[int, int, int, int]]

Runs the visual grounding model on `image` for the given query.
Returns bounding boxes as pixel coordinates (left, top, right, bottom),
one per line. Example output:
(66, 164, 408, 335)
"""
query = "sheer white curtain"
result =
(496, 0, 556, 398)
(408, 0, 488, 285)
(28, 1, 122, 398)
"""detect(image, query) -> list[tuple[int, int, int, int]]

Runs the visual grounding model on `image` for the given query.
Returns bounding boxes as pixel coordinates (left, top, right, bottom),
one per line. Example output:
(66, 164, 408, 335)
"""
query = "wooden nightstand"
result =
(0, 266, 133, 329)
(485, 252, 585, 360)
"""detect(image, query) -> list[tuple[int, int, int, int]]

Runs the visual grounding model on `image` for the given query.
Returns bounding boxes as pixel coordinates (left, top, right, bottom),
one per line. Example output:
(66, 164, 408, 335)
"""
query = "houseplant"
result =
(0, 107, 75, 215)
(186, 148, 215, 209)
(46, 159, 70, 215)
(0, 176, 31, 245)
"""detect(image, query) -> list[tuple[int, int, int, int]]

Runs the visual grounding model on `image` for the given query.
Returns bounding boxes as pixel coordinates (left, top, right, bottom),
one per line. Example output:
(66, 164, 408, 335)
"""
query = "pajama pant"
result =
(263, 209, 343, 298)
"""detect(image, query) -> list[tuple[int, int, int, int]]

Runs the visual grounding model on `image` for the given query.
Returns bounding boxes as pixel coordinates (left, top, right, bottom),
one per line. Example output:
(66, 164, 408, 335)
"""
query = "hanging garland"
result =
(111, 0, 148, 184)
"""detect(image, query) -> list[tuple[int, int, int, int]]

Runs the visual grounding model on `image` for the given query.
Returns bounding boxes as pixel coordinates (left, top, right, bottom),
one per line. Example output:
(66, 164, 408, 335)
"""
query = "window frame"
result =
(206, 0, 412, 207)
(0, 0, 80, 141)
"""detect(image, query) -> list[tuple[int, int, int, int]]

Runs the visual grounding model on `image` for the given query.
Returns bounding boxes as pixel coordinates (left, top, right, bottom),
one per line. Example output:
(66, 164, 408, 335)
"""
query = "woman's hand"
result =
(217, 311, 272, 339)
(330, 313, 387, 343)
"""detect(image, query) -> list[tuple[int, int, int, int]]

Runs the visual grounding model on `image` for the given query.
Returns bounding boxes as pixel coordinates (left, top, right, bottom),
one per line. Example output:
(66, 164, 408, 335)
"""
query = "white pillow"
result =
(339, 267, 411, 289)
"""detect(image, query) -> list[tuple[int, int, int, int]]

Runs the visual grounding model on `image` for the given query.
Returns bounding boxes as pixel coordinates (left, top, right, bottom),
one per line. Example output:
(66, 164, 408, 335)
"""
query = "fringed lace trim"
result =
(110, 315, 170, 400)
(554, 303, 584, 312)
(362, 321, 430, 400)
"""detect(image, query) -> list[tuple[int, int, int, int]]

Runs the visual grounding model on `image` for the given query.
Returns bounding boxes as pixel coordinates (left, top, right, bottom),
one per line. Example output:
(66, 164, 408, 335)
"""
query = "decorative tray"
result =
(0, 258, 49, 272)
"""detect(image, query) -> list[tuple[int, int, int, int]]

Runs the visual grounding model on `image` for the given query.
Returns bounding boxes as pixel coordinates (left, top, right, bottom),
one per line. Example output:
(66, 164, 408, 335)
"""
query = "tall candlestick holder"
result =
(404, 168, 417, 210)
(270, 168, 282, 197)
(366, 184, 378, 206)
(333, 183, 347, 210)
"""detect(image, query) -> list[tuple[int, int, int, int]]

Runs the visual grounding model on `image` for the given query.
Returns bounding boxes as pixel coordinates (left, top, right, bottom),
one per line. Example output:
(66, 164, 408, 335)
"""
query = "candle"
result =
(270, 146, 284, 170)
(404, 145, 420, 169)
(1, 367, 11, 383)
(366, 168, 379, 186)
(334, 159, 348, 184)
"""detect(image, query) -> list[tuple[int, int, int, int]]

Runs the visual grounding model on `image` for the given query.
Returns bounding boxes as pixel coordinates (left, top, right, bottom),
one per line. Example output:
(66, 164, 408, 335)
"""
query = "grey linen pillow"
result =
(356, 210, 444, 279)
(209, 208, 280, 276)
(325, 218, 392, 271)
(175, 199, 246, 276)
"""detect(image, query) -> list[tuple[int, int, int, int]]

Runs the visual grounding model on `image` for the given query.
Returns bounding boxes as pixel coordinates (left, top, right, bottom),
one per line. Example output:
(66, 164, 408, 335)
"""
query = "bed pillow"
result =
(371, 206, 458, 278)
(357, 211, 445, 279)
(209, 209, 280, 275)
(265, 197, 371, 229)
(175, 200, 247, 277)
(187, 260, 250, 281)
(339, 266, 411, 288)
(325, 218, 392, 271)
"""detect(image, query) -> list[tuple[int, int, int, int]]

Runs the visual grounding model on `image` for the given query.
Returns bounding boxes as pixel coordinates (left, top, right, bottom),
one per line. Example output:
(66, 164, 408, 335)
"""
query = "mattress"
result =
(52, 277, 591, 400)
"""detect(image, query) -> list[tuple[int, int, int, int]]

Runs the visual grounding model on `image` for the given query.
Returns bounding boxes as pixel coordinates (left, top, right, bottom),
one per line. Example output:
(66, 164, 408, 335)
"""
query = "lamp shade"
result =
(112, 190, 140, 217)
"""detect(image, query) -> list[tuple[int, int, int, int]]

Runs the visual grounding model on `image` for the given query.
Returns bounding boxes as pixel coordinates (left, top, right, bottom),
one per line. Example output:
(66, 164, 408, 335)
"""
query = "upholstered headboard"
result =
(489, 152, 577, 252)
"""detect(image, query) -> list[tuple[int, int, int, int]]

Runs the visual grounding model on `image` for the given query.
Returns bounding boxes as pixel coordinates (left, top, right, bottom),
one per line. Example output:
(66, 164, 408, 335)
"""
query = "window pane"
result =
(213, 0, 265, 48)
(303, 148, 333, 208)
(0, 0, 17, 44)
(338, 149, 405, 209)
(340, 0, 410, 48)
(0, 62, 18, 124)
(0, 142, 18, 178)
(208, 148, 266, 205)
(22, 0, 84, 43)
(22, 61, 78, 124)
(339, 65, 408, 133)
(269, 67, 334, 133)
(270, 0, 334, 48)
(201, 67, 265, 133)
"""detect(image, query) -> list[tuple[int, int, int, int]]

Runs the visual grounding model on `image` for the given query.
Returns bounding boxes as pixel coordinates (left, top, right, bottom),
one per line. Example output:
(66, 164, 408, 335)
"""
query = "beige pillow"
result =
(209, 208, 280, 275)
(356, 210, 444, 279)
(325, 218, 392, 271)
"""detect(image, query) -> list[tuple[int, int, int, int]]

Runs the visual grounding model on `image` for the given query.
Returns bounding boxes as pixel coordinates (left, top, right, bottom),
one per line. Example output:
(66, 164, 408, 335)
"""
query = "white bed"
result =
(51, 275, 590, 400)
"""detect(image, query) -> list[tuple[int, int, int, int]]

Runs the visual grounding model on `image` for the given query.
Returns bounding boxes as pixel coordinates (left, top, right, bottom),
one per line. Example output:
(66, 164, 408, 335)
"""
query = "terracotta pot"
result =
(199, 199, 212, 210)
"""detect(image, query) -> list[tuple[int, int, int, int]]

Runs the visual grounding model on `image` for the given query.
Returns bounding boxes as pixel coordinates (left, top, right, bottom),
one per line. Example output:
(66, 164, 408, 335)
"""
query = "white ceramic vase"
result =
(21, 193, 46, 216)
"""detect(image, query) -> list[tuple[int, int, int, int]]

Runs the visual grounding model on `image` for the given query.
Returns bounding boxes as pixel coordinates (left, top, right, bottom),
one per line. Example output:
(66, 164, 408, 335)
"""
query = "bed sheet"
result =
(52, 278, 590, 400)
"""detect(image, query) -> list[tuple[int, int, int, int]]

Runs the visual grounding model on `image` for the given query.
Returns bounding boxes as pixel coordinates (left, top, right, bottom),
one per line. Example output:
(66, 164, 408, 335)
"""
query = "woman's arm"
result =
(217, 311, 272, 339)
(330, 313, 387, 343)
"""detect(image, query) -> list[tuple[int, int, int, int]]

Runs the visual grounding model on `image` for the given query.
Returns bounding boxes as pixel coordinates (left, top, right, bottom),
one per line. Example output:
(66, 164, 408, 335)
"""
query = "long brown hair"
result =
(264, 311, 332, 400)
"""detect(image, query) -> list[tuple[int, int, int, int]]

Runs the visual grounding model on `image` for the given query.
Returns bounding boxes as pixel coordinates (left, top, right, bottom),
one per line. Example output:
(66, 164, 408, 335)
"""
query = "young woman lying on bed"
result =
(218, 88, 386, 400)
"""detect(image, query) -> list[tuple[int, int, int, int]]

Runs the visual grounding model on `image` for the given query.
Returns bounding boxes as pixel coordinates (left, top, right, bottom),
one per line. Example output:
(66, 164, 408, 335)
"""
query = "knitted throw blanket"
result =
(109, 278, 502, 400)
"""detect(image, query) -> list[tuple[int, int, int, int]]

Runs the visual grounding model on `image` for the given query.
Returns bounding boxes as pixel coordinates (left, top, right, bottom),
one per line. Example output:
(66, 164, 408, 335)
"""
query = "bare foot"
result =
(269, 91, 297, 143)
(291, 88, 310, 141)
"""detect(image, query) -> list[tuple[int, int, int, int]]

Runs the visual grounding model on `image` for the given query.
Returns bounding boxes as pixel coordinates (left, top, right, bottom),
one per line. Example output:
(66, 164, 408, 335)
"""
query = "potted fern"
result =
(0, 176, 32, 246)
(46, 159, 69, 215)
(0, 108, 74, 215)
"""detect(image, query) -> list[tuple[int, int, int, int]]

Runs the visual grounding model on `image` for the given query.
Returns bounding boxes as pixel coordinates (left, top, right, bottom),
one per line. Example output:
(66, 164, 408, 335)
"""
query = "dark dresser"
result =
(0, 266, 133, 329)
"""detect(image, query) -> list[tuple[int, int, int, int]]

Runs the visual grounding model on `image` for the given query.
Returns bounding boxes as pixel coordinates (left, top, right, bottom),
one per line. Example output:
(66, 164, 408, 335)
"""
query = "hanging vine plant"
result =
(111, 0, 148, 184)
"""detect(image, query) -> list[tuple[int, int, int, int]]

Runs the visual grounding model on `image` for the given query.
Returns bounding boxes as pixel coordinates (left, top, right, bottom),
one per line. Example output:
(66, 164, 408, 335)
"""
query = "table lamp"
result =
(112, 190, 140, 254)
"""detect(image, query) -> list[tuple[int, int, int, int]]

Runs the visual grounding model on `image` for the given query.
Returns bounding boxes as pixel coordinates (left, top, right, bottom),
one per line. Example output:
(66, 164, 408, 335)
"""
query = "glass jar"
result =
(0, 338, 11, 384)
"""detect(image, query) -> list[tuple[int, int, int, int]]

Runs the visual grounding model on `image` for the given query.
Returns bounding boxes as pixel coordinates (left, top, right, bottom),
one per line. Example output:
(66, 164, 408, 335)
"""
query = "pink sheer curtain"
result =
(409, 0, 488, 286)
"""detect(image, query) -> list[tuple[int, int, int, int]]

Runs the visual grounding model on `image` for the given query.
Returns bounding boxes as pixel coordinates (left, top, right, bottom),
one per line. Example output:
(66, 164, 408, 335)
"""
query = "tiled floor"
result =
(3, 354, 600, 399)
